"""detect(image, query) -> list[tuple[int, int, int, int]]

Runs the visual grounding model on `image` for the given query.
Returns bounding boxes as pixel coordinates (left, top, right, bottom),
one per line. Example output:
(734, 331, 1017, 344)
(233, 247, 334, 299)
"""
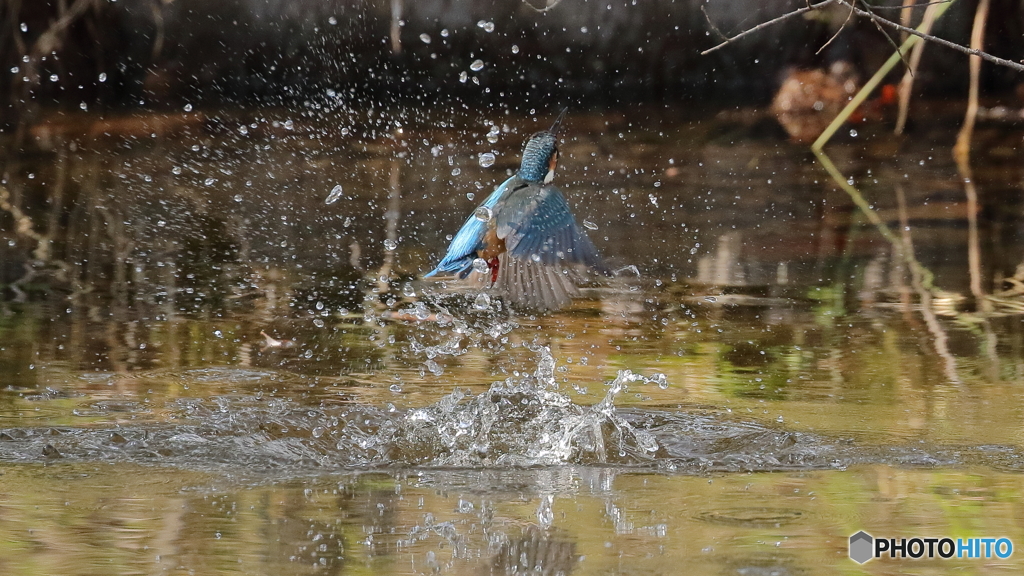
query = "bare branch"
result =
(701, 0, 836, 56)
(859, 0, 911, 71)
(833, 0, 1024, 72)
(700, 5, 728, 42)
(816, 2, 855, 56)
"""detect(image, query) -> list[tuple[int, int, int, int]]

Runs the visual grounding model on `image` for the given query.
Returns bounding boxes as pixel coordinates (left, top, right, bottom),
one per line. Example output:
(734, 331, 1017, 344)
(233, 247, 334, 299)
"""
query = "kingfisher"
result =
(424, 109, 605, 309)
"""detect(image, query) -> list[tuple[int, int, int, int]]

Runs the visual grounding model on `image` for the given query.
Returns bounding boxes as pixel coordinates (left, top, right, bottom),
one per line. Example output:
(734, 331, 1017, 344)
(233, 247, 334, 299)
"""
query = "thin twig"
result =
(816, 2, 856, 55)
(833, 0, 1024, 72)
(859, 0, 912, 71)
(870, 0, 953, 9)
(701, 0, 836, 56)
(700, 5, 728, 42)
(523, 0, 564, 13)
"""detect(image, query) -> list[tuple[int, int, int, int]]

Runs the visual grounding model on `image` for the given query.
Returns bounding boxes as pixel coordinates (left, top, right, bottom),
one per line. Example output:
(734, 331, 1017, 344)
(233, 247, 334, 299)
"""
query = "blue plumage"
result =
(424, 109, 604, 309)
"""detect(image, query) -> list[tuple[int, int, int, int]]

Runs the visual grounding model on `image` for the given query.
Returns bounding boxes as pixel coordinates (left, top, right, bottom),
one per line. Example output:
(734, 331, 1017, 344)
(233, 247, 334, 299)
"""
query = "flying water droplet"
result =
(476, 20, 495, 32)
(478, 152, 495, 167)
(583, 220, 598, 230)
(419, 33, 431, 44)
(413, 301, 432, 320)
(98, 73, 107, 82)
(313, 318, 325, 328)
(325, 185, 344, 204)
(511, 45, 520, 54)
(458, 71, 468, 83)
(649, 373, 669, 390)
(473, 206, 492, 222)
(469, 60, 485, 72)
(472, 258, 489, 274)
(384, 239, 398, 251)
(486, 125, 500, 143)
(473, 293, 491, 310)
(536, 495, 554, 528)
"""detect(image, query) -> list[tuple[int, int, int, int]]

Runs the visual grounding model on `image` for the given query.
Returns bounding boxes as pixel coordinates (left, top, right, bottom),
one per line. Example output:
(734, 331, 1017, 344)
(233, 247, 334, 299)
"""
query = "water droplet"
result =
(313, 318, 325, 328)
(473, 293, 491, 310)
(389, 383, 403, 393)
(172, 166, 182, 175)
(233, 194, 243, 202)
(325, 184, 344, 204)
(79, 102, 87, 111)
(487, 125, 500, 143)
(473, 206, 492, 222)
(182, 103, 192, 112)
(98, 72, 107, 82)
(213, 330, 223, 338)
(204, 178, 215, 186)
(20, 23, 28, 32)
(419, 33, 431, 44)
(476, 20, 495, 32)
(472, 258, 489, 274)
(583, 220, 598, 230)
(849, 129, 858, 138)
(511, 44, 520, 54)
(458, 71, 468, 83)
(478, 152, 495, 167)
(413, 301, 431, 320)
(238, 125, 248, 135)
(328, 16, 337, 25)
(49, 74, 58, 82)
(451, 167, 461, 176)
(402, 283, 416, 297)
(469, 59, 485, 72)
(536, 495, 554, 528)
(311, 426, 325, 438)
(649, 373, 668, 389)
(384, 239, 398, 251)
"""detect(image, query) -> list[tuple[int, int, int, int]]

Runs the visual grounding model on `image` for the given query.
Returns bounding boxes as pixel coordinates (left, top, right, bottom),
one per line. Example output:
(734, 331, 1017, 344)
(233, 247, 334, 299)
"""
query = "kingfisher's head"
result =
(517, 109, 566, 183)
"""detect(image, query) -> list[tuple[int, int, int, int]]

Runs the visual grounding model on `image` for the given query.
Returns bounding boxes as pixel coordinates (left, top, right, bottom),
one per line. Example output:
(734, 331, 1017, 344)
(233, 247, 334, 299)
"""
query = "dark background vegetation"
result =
(2, 0, 1023, 128)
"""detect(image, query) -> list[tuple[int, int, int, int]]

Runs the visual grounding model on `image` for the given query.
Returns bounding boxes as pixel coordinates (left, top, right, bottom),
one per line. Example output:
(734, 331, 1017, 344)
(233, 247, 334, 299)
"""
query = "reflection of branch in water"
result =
(816, 149, 962, 383)
(813, 149, 935, 289)
(895, 185, 960, 384)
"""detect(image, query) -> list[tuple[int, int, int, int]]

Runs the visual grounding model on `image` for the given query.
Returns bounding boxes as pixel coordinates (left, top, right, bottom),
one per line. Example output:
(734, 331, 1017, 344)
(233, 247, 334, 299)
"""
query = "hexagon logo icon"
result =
(849, 531, 874, 564)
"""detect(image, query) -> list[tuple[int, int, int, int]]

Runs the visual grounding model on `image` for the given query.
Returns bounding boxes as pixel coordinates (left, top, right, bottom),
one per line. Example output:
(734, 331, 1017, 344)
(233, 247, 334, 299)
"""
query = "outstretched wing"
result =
(495, 184, 604, 269)
(425, 175, 516, 277)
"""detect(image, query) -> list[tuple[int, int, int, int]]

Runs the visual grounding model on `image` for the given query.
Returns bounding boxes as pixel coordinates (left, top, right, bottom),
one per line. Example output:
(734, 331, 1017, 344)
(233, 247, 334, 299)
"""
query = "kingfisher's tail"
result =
(493, 254, 581, 310)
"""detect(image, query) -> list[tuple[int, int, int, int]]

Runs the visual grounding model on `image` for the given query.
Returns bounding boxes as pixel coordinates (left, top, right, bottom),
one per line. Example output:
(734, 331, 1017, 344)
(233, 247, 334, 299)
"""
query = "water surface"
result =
(2, 106, 1024, 574)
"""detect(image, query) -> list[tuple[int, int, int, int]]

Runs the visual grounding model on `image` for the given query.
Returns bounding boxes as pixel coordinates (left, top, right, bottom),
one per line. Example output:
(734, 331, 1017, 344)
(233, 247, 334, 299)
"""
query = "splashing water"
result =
(325, 184, 344, 204)
(474, 206, 493, 222)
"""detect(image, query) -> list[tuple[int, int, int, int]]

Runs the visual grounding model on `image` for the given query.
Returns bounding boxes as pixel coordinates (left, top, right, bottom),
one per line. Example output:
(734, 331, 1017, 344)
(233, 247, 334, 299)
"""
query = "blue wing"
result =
(495, 184, 604, 269)
(424, 176, 516, 278)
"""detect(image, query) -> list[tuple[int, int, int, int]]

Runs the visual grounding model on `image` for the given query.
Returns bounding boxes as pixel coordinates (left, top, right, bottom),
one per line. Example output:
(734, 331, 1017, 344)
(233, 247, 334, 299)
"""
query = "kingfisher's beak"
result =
(549, 108, 568, 135)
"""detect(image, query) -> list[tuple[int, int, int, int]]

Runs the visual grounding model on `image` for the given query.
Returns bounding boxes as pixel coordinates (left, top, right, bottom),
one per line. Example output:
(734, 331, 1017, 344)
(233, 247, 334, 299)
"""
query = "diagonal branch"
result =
(701, 0, 836, 56)
(833, 0, 1024, 72)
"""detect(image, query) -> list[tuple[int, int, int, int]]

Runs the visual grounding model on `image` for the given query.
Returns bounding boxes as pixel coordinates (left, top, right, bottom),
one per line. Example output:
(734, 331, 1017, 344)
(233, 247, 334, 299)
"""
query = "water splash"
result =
(325, 184, 344, 204)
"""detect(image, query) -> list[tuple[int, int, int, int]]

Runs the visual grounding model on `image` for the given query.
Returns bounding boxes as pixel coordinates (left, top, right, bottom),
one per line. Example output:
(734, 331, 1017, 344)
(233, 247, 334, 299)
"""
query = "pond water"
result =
(2, 106, 1024, 574)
